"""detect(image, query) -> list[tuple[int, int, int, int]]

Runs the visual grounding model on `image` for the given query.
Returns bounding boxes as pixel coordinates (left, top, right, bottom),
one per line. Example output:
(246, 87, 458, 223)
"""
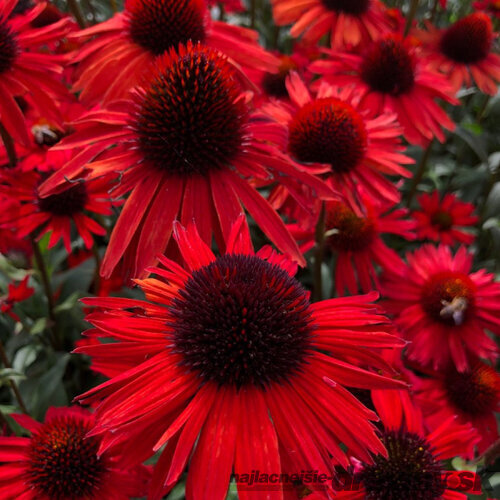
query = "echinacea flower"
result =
(417, 13, 500, 95)
(412, 191, 478, 245)
(70, 0, 279, 106)
(334, 416, 479, 499)
(473, 0, 500, 19)
(416, 359, 500, 454)
(40, 42, 332, 278)
(311, 33, 458, 146)
(380, 244, 500, 372)
(0, 0, 72, 148)
(0, 170, 113, 253)
(271, 0, 394, 49)
(74, 217, 407, 500)
(263, 73, 413, 205)
(0, 275, 34, 321)
(0, 406, 150, 500)
(289, 197, 416, 294)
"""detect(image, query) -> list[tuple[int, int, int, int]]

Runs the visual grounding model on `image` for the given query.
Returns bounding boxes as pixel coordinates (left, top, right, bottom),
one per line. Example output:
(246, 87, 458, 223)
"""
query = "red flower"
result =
(40, 42, 332, 278)
(271, 0, 394, 50)
(70, 0, 279, 106)
(417, 13, 500, 95)
(311, 33, 458, 146)
(263, 73, 413, 205)
(208, 0, 244, 12)
(74, 217, 406, 500)
(0, 406, 150, 499)
(290, 197, 416, 294)
(413, 191, 478, 245)
(415, 359, 500, 454)
(381, 244, 500, 372)
(0, 171, 113, 253)
(0, 275, 34, 321)
(0, 0, 72, 148)
(473, 0, 500, 19)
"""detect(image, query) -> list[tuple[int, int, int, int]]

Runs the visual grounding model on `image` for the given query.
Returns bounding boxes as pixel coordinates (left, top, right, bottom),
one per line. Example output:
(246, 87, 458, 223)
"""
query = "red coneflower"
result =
(289, 197, 416, 294)
(417, 13, 500, 95)
(74, 217, 406, 500)
(263, 73, 413, 205)
(271, 0, 393, 49)
(334, 416, 479, 499)
(0, 275, 34, 321)
(0, 0, 72, 148)
(0, 406, 150, 500)
(70, 0, 279, 106)
(0, 170, 113, 253)
(380, 244, 500, 372)
(311, 33, 458, 146)
(40, 42, 332, 278)
(412, 191, 478, 245)
(416, 359, 500, 454)
(473, 0, 500, 19)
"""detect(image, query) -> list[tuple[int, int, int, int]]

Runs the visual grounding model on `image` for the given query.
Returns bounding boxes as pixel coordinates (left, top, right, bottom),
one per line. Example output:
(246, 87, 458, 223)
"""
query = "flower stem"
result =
(0, 340, 28, 414)
(406, 140, 433, 207)
(404, 0, 419, 37)
(429, 0, 439, 22)
(250, 0, 257, 29)
(91, 243, 101, 294)
(0, 121, 17, 168)
(313, 202, 326, 302)
(110, 0, 117, 13)
(67, 0, 86, 28)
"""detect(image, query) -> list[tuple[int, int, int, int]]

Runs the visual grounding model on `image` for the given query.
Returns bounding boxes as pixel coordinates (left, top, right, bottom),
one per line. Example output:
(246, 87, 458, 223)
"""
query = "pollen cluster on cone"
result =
(170, 254, 314, 388)
(131, 43, 247, 177)
(37, 182, 88, 216)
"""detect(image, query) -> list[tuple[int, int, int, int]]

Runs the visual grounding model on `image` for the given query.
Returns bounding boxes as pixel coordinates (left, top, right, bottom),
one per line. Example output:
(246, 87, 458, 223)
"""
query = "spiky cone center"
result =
(131, 43, 248, 177)
(420, 271, 476, 326)
(288, 98, 367, 173)
(321, 0, 370, 15)
(325, 202, 376, 252)
(445, 361, 500, 417)
(0, 15, 19, 75)
(126, 0, 207, 55)
(430, 211, 454, 230)
(358, 429, 445, 500)
(440, 13, 493, 64)
(37, 182, 88, 216)
(25, 416, 106, 499)
(360, 35, 416, 96)
(169, 254, 315, 389)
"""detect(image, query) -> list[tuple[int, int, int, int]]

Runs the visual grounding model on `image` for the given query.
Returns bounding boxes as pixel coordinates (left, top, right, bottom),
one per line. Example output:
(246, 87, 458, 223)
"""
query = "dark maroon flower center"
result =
(0, 16, 19, 74)
(358, 429, 445, 500)
(127, 0, 207, 56)
(445, 361, 499, 417)
(321, 0, 370, 15)
(26, 416, 106, 499)
(288, 98, 367, 173)
(169, 254, 314, 388)
(440, 13, 493, 64)
(37, 182, 88, 216)
(132, 45, 247, 177)
(360, 35, 415, 96)
(431, 211, 453, 230)
(325, 202, 376, 252)
(420, 271, 475, 326)
(262, 56, 297, 98)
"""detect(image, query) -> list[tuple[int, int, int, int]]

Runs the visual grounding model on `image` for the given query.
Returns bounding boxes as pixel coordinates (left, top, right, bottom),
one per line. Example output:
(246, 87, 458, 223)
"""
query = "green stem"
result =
(404, 0, 419, 37)
(0, 341, 28, 414)
(110, 0, 117, 13)
(250, 0, 257, 29)
(0, 121, 17, 168)
(313, 203, 326, 302)
(429, 0, 439, 22)
(218, 2, 225, 21)
(91, 243, 101, 294)
(67, 0, 86, 28)
(476, 94, 491, 124)
(406, 141, 433, 207)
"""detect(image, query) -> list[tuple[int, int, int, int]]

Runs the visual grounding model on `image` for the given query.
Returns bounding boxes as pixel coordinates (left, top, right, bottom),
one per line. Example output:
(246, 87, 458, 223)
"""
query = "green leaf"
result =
(53, 291, 81, 313)
(0, 368, 26, 386)
(454, 126, 489, 164)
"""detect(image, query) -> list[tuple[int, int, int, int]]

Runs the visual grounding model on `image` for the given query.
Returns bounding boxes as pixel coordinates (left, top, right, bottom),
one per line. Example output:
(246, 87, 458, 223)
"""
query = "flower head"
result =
(75, 217, 406, 499)
(0, 406, 150, 499)
(381, 244, 500, 371)
(413, 191, 478, 245)
(40, 42, 332, 278)
(311, 33, 458, 146)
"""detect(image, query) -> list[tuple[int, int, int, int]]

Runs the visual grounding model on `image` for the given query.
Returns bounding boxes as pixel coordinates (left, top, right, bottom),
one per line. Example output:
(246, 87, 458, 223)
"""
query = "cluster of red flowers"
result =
(0, 0, 498, 499)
